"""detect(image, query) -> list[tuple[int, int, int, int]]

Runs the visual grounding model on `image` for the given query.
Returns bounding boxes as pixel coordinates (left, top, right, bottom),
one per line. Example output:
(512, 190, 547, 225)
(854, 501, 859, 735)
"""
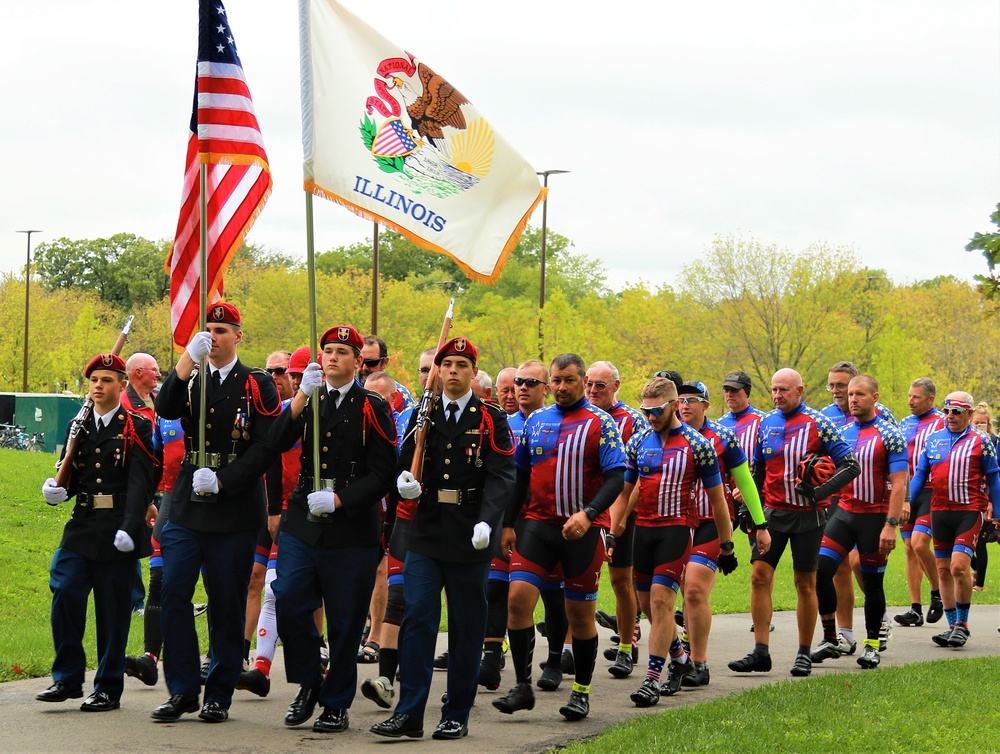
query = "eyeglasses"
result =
(639, 400, 675, 418)
(942, 408, 968, 416)
(586, 381, 609, 390)
(363, 358, 385, 369)
(265, 366, 287, 376)
(418, 367, 431, 374)
(514, 377, 547, 388)
(826, 383, 849, 392)
(677, 397, 706, 405)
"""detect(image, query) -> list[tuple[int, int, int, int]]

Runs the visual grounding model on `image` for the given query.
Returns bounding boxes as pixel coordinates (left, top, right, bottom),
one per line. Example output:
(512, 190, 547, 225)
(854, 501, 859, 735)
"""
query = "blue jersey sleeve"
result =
(815, 413, 853, 462)
(880, 423, 909, 475)
(909, 449, 930, 500)
(715, 424, 747, 470)
(514, 417, 532, 470)
(623, 431, 644, 485)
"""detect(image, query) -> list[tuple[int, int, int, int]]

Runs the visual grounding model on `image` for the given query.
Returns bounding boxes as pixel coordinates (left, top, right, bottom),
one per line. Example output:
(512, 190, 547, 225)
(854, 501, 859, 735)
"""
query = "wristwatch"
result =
(720, 540, 735, 553)
(886, 517, 899, 527)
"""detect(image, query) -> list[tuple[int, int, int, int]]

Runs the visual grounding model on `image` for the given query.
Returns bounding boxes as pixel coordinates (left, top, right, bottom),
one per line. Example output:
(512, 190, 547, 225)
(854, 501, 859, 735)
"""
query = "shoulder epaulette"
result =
(364, 389, 388, 405)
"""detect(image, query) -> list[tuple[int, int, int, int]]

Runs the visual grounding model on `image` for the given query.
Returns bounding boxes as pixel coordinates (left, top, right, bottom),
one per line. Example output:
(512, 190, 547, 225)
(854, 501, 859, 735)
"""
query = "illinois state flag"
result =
(167, 0, 271, 350)
(299, 0, 543, 284)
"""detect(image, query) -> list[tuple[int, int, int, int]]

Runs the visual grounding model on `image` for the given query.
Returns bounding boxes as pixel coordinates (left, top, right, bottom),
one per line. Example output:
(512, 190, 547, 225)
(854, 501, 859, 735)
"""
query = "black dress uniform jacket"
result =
(400, 396, 516, 563)
(155, 360, 280, 533)
(269, 382, 398, 549)
(61, 409, 156, 561)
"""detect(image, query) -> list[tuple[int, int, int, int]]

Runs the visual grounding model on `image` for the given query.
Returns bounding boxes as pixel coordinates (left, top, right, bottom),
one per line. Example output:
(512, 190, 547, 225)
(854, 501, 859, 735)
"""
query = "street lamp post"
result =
(17, 230, 41, 393)
(536, 169, 569, 360)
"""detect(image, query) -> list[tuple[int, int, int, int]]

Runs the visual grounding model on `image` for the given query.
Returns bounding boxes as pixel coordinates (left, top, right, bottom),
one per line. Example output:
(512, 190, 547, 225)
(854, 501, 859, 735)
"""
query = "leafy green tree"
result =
(965, 202, 1000, 305)
(33, 234, 170, 310)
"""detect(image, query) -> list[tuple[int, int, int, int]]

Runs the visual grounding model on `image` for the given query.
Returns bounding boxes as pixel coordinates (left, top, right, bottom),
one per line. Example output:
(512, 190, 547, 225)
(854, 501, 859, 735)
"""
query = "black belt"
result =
(431, 488, 478, 505)
(76, 491, 124, 510)
(185, 451, 236, 470)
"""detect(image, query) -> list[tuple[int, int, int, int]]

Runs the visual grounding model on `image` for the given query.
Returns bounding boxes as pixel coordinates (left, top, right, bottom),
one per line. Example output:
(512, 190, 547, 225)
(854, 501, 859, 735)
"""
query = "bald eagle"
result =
(391, 63, 469, 159)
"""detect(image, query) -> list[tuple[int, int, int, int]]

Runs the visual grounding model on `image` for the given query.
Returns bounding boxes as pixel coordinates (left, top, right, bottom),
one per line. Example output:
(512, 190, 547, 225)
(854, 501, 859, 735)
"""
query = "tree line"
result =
(2, 221, 999, 420)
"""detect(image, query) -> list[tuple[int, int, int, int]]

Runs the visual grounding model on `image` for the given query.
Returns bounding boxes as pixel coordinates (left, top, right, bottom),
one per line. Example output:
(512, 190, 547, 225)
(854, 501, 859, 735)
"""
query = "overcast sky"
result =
(3, 1, 998, 292)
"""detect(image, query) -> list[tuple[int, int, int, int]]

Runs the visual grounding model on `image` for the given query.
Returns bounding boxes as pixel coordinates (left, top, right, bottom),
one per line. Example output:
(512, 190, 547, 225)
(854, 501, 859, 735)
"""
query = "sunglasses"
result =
(678, 397, 706, 405)
(363, 358, 386, 369)
(265, 366, 287, 376)
(514, 377, 547, 388)
(586, 381, 610, 390)
(942, 408, 968, 416)
(640, 400, 675, 418)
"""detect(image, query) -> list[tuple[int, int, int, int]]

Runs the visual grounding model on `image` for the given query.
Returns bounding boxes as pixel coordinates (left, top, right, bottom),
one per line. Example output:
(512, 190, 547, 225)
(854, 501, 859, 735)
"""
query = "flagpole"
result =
(371, 220, 379, 335)
(198, 163, 209, 473)
(305, 191, 321, 492)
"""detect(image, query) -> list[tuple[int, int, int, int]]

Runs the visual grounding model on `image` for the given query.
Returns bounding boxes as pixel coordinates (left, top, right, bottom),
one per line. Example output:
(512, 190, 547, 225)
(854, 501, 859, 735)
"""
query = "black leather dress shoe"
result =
(312, 707, 349, 732)
(80, 691, 120, 712)
(198, 701, 229, 723)
(370, 713, 424, 738)
(284, 682, 321, 727)
(151, 693, 200, 721)
(432, 719, 468, 740)
(36, 681, 84, 703)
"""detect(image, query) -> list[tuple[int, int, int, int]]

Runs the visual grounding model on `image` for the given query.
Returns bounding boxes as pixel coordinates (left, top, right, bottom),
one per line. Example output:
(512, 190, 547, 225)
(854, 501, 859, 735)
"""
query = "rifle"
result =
(54, 315, 134, 489)
(408, 298, 454, 481)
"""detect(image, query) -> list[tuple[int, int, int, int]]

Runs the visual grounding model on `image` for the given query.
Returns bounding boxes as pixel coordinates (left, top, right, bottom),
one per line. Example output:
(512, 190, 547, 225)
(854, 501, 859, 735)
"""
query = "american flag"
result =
(166, 0, 271, 351)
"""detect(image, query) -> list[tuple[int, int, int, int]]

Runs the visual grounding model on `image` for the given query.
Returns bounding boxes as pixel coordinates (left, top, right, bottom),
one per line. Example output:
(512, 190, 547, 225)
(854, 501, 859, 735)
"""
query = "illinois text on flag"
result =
(167, 0, 272, 350)
(299, 0, 543, 284)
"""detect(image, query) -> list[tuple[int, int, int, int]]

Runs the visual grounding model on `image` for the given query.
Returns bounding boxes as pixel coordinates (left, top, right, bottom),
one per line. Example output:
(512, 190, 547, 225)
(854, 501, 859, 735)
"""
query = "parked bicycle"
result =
(0, 424, 46, 452)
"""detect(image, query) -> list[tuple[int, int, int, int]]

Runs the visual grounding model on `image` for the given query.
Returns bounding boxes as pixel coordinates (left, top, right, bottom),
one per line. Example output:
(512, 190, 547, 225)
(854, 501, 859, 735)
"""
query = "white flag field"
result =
(299, 0, 544, 283)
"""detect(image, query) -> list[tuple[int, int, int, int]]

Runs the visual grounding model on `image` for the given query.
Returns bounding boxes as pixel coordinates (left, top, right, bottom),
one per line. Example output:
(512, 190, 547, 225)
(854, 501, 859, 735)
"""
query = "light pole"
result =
(17, 230, 41, 393)
(536, 169, 569, 359)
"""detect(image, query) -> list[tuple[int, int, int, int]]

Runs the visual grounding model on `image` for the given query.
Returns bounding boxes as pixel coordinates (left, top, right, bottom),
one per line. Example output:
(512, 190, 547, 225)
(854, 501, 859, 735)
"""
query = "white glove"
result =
(192, 467, 220, 494)
(471, 521, 492, 550)
(307, 488, 336, 515)
(42, 477, 68, 506)
(113, 530, 135, 552)
(186, 331, 213, 363)
(397, 470, 422, 500)
(299, 363, 325, 397)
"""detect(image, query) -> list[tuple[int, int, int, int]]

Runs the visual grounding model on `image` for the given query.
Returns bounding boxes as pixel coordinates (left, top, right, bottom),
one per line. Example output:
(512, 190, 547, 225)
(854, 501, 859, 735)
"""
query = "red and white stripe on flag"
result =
(166, 0, 271, 351)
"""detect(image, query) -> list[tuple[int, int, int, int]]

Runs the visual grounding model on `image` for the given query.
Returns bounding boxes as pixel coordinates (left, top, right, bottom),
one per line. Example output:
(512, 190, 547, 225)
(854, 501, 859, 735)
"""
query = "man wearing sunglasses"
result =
(819, 360, 897, 656)
(674, 380, 768, 688)
(495, 354, 625, 722)
(895, 378, 945, 628)
(729, 368, 859, 678)
(910, 392, 1000, 649)
(607, 377, 733, 707)
(584, 361, 649, 680)
(813, 375, 907, 670)
(361, 335, 415, 416)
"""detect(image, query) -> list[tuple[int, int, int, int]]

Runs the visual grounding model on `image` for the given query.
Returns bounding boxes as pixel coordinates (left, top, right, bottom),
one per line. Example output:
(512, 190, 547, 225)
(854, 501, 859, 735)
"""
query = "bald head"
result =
(125, 352, 160, 399)
(771, 368, 804, 413)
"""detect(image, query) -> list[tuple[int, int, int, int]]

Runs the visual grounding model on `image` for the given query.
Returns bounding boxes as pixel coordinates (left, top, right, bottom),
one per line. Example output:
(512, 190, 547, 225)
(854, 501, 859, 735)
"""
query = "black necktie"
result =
(446, 402, 459, 427)
(329, 389, 340, 411)
(211, 369, 222, 391)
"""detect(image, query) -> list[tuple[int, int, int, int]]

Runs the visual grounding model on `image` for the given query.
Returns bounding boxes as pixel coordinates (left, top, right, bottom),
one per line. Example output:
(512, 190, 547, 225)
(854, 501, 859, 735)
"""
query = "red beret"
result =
(85, 353, 127, 378)
(435, 337, 477, 366)
(320, 325, 364, 352)
(287, 346, 312, 375)
(207, 302, 241, 327)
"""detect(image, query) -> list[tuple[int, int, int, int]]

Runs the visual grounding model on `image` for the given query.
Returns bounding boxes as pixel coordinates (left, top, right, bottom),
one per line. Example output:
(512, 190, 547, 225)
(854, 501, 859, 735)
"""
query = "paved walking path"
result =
(4, 607, 999, 753)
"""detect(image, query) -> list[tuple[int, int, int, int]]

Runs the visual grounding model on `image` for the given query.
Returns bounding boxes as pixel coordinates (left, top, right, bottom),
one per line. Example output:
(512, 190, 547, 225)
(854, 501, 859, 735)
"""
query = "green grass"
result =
(562, 657, 998, 753)
(3, 446, 998, 682)
(0, 449, 207, 682)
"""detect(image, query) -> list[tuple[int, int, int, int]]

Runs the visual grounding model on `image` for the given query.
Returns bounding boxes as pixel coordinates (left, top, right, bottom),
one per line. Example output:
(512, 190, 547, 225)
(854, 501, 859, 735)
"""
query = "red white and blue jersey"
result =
(690, 419, 746, 521)
(507, 409, 527, 439)
(624, 423, 721, 528)
(821, 401, 897, 430)
(718, 404, 765, 462)
(912, 426, 1000, 513)
(899, 408, 945, 474)
(279, 396, 303, 510)
(754, 403, 853, 511)
(838, 417, 908, 514)
(516, 399, 625, 525)
(607, 401, 649, 445)
(154, 418, 185, 493)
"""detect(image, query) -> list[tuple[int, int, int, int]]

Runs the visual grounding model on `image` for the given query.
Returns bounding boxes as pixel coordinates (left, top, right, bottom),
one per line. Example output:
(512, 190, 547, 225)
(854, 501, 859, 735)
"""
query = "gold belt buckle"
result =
(438, 489, 459, 504)
(92, 494, 114, 509)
